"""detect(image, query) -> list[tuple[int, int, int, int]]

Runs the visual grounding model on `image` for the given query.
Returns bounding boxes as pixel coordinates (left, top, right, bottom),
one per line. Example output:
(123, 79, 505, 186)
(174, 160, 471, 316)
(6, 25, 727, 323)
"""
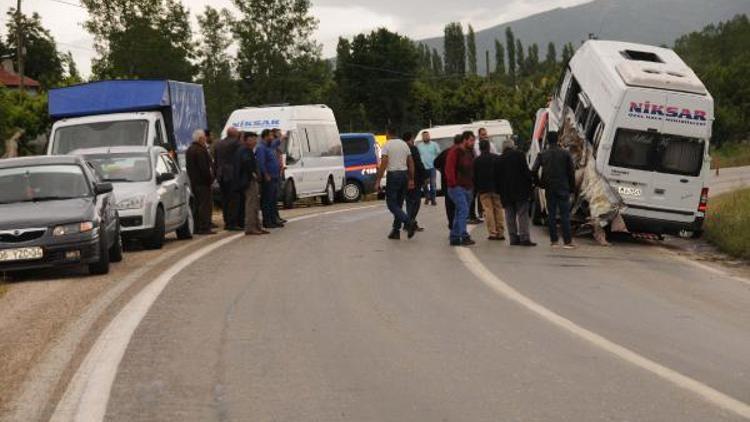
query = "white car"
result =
(76, 146, 194, 249)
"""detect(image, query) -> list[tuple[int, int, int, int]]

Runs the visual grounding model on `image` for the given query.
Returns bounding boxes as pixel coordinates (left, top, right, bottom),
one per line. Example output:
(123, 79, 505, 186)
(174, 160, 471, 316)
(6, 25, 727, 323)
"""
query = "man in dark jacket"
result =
(214, 127, 243, 231)
(234, 132, 268, 236)
(473, 140, 505, 241)
(531, 132, 576, 248)
(434, 135, 462, 229)
(497, 139, 536, 246)
(404, 132, 426, 231)
(185, 129, 215, 235)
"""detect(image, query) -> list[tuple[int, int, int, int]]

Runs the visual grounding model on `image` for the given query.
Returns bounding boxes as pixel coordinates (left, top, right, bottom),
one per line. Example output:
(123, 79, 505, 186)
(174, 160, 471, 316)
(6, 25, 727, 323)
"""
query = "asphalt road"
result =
(709, 165, 750, 195)
(53, 201, 750, 421)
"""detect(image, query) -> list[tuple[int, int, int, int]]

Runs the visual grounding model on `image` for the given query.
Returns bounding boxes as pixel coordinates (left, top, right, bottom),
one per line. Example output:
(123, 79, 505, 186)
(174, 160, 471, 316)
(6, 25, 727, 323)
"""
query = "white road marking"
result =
(50, 205, 378, 422)
(455, 246, 750, 420)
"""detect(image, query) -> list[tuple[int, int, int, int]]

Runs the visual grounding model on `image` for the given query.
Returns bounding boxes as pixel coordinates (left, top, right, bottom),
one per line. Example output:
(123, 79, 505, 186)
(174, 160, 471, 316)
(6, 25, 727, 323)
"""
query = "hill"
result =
(419, 0, 750, 74)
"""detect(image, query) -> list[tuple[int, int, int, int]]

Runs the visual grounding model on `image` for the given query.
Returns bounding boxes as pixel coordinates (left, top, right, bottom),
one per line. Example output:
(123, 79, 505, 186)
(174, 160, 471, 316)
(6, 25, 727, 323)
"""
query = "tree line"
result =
(0, 0, 748, 156)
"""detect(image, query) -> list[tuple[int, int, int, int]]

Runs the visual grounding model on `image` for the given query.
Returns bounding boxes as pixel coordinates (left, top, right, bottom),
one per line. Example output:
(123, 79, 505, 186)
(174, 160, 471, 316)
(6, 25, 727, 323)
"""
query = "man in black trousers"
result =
(213, 127, 243, 231)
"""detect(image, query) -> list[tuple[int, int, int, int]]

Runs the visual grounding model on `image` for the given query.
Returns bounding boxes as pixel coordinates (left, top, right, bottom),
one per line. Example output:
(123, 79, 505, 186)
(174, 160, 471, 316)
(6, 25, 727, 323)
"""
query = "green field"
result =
(705, 188, 750, 259)
(712, 143, 750, 169)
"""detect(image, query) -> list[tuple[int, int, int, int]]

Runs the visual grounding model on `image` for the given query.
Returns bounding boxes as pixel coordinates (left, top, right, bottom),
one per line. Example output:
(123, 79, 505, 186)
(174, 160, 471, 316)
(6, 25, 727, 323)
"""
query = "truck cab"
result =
(48, 112, 171, 155)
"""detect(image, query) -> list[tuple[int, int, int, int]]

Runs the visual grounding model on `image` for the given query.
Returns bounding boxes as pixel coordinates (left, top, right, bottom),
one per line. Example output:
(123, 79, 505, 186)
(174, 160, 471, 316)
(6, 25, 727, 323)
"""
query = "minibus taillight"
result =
(698, 188, 709, 212)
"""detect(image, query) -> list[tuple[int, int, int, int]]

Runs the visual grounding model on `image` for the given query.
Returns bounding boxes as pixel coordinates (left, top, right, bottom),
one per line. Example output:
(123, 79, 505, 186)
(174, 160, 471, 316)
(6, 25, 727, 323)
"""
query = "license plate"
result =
(618, 186, 643, 197)
(0, 247, 44, 262)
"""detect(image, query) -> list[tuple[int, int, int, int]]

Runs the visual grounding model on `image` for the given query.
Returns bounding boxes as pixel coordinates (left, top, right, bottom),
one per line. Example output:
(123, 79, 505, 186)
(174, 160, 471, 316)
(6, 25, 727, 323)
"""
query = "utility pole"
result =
(16, 0, 25, 92)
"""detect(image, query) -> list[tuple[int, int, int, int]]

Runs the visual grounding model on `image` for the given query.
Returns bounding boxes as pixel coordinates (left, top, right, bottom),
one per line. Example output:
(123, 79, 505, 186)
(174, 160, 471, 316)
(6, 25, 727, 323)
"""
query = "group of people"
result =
(184, 127, 287, 236)
(376, 127, 577, 249)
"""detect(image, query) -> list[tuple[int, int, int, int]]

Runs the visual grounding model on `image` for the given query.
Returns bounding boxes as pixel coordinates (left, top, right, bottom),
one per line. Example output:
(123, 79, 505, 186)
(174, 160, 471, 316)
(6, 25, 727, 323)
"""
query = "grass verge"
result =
(712, 143, 750, 169)
(704, 188, 750, 259)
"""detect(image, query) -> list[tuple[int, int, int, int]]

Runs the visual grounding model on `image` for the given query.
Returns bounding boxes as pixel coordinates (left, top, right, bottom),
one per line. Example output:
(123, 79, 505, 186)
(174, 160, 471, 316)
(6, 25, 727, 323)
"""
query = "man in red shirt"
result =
(445, 131, 477, 246)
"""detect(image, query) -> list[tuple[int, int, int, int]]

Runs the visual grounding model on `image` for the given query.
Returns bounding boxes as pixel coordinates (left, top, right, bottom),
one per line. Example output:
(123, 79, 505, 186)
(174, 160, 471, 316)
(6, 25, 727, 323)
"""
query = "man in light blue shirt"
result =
(417, 131, 441, 206)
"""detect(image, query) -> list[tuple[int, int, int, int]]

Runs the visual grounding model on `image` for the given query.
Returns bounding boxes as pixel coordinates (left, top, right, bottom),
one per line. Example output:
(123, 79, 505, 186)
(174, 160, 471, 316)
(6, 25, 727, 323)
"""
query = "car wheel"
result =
(143, 206, 166, 250)
(176, 204, 194, 240)
(283, 180, 296, 210)
(89, 234, 111, 275)
(322, 179, 335, 206)
(343, 180, 363, 203)
(109, 222, 123, 263)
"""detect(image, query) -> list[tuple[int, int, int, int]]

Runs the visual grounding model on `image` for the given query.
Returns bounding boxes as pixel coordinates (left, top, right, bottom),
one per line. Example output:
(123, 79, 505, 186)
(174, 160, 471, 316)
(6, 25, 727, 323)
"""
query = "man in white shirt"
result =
(375, 127, 417, 240)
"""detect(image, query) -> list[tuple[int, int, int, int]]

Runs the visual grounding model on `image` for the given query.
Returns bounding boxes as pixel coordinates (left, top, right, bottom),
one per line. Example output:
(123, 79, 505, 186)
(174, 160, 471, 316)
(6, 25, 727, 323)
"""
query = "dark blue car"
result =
(340, 133, 379, 202)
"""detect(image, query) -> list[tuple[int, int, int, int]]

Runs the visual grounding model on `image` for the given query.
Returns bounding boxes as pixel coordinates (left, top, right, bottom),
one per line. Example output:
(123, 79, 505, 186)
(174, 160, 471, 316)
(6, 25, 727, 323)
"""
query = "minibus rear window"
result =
(610, 129, 654, 171)
(342, 137, 371, 155)
(657, 135, 705, 176)
(610, 129, 705, 177)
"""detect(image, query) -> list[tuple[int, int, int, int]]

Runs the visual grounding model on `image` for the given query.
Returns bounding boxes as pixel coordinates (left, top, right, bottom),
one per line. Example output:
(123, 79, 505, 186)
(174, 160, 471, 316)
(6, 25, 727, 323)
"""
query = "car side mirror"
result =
(156, 173, 176, 184)
(95, 182, 114, 195)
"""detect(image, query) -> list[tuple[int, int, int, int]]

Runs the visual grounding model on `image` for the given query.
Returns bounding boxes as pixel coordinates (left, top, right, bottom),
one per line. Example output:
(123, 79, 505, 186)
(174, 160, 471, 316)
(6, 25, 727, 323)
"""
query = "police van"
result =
(531, 40, 713, 237)
(223, 105, 346, 208)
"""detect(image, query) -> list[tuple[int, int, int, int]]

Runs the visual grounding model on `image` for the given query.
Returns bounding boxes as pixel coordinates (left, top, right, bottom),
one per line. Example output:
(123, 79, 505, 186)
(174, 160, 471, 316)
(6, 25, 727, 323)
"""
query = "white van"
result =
(223, 105, 345, 208)
(530, 40, 713, 236)
(412, 120, 515, 191)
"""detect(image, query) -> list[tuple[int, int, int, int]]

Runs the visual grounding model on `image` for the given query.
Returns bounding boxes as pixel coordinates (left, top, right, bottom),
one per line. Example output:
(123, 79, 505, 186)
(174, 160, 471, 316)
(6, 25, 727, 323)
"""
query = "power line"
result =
(45, 0, 85, 8)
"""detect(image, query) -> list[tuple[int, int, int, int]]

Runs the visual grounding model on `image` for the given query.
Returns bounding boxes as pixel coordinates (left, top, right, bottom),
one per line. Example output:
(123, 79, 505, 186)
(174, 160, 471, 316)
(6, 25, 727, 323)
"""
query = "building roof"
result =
(0, 67, 41, 88)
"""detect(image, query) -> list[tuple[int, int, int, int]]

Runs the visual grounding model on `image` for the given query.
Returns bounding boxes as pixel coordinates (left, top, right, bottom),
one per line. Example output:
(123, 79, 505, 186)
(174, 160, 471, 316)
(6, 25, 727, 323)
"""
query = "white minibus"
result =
(530, 40, 713, 237)
(223, 105, 346, 208)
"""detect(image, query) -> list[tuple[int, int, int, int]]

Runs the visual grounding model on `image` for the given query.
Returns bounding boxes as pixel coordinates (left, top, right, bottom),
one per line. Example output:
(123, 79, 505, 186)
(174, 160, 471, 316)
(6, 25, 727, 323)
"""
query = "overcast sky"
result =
(0, 0, 592, 76)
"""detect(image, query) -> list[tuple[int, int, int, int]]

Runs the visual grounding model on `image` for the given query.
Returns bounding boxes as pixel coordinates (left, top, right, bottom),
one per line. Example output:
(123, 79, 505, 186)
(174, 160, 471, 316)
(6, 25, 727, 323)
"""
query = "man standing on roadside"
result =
(404, 132, 426, 232)
(497, 139, 537, 247)
(185, 129, 216, 235)
(214, 127, 243, 231)
(531, 132, 576, 249)
(434, 135, 462, 229)
(375, 128, 417, 240)
(445, 131, 477, 247)
(257, 129, 284, 229)
(235, 132, 269, 236)
(473, 140, 505, 241)
(417, 131, 440, 206)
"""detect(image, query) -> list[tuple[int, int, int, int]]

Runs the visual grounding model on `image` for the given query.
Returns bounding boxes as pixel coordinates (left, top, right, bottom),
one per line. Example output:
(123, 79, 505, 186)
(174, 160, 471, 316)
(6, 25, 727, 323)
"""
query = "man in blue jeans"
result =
(256, 129, 284, 229)
(417, 131, 440, 206)
(531, 132, 577, 249)
(375, 128, 417, 240)
(445, 131, 477, 246)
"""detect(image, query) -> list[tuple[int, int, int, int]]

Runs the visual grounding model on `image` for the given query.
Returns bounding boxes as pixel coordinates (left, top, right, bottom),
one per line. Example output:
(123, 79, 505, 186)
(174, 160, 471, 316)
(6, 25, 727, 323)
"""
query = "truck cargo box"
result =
(49, 80, 207, 152)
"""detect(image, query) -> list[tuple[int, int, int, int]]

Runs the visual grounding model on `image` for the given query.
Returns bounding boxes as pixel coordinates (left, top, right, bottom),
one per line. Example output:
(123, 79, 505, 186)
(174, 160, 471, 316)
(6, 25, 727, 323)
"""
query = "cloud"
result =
(313, 5, 399, 56)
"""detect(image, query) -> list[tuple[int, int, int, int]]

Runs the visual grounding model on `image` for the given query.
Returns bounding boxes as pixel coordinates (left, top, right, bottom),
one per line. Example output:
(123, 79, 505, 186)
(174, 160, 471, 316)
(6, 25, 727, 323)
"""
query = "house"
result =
(0, 58, 41, 94)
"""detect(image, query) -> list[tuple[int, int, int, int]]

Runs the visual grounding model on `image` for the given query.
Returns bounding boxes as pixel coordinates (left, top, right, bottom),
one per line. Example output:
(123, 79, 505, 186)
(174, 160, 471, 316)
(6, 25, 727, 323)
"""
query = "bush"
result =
(711, 142, 750, 169)
(704, 188, 750, 259)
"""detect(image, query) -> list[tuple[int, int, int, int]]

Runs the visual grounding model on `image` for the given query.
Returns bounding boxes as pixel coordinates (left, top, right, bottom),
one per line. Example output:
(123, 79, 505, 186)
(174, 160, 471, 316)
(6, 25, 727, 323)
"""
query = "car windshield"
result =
(86, 153, 152, 183)
(609, 129, 705, 177)
(432, 137, 456, 151)
(52, 120, 149, 155)
(489, 134, 510, 152)
(0, 165, 91, 204)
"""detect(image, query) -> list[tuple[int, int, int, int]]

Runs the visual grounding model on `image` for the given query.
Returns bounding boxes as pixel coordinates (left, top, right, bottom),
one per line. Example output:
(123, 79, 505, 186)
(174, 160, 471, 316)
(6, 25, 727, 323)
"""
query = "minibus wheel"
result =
(322, 179, 335, 206)
(343, 179, 363, 202)
(283, 181, 296, 210)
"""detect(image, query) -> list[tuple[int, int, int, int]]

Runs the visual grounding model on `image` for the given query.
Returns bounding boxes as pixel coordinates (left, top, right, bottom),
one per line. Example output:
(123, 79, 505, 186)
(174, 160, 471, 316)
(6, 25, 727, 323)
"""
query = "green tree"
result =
(197, 6, 241, 134)
(546, 42, 557, 67)
(0, 90, 49, 156)
(81, 0, 196, 80)
(526, 43, 539, 74)
(431, 48, 443, 75)
(561, 42, 575, 64)
(443, 23, 466, 76)
(61, 51, 83, 85)
(467, 24, 478, 75)
(506, 28, 516, 83)
(233, 0, 327, 105)
(515, 39, 525, 76)
(335, 28, 419, 131)
(4, 9, 64, 88)
(494, 39, 505, 77)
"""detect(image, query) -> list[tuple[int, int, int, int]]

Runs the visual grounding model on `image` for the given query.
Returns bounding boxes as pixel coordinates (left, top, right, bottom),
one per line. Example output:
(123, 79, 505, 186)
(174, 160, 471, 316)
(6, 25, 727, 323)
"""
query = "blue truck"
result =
(47, 80, 207, 161)
(340, 133, 380, 202)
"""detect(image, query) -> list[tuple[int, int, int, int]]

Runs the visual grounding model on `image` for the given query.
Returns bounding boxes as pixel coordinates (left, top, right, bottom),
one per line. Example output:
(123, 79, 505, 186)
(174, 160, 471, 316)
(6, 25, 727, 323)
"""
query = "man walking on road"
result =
(257, 129, 284, 229)
(375, 128, 417, 240)
(474, 140, 505, 241)
(417, 131, 440, 206)
(445, 131, 477, 247)
(235, 132, 268, 236)
(214, 127, 243, 231)
(531, 132, 576, 249)
(497, 139, 537, 247)
(185, 129, 216, 235)
(404, 132, 427, 232)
